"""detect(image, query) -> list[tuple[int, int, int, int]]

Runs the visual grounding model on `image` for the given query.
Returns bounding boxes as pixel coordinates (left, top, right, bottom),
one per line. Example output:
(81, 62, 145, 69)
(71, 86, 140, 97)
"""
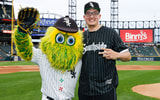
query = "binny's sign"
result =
(120, 29, 153, 43)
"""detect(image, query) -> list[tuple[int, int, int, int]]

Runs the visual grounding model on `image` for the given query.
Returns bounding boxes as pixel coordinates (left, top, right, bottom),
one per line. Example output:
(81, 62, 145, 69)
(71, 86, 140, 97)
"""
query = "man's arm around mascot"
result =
(14, 7, 83, 100)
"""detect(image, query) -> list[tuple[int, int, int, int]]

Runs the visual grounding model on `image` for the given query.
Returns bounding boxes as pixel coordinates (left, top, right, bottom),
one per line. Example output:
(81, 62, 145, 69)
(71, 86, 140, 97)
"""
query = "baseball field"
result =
(0, 61, 160, 100)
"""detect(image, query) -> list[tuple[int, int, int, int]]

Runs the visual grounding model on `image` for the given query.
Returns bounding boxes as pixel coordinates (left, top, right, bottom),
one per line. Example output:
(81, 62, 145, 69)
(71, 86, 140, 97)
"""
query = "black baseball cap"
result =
(53, 15, 78, 33)
(84, 1, 100, 14)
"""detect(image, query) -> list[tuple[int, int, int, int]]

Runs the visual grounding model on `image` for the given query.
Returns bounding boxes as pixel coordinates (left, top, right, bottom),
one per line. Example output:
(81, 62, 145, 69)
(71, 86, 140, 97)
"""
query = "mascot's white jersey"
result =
(31, 47, 82, 100)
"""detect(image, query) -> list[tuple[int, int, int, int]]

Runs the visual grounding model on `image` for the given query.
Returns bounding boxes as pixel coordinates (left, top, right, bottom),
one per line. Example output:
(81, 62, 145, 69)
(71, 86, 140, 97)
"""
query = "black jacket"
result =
(79, 26, 128, 96)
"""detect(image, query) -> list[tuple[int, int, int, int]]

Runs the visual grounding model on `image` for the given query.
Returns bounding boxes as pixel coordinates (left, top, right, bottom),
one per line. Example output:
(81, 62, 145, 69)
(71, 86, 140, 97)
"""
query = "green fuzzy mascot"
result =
(14, 7, 83, 100)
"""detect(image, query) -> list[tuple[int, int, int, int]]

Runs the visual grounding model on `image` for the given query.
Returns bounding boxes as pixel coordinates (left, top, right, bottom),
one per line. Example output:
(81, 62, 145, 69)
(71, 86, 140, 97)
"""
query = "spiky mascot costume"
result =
(14, 7, 83, 100)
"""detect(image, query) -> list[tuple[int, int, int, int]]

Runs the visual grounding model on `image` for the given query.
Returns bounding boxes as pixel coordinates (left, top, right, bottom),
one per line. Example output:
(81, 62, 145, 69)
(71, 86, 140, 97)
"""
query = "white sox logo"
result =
(89, 2, 94, 7)
(63, 18, 71, 27)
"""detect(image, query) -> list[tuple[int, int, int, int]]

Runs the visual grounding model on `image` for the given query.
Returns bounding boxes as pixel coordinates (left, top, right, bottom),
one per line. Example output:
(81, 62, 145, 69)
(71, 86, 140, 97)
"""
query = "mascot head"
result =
(40, 16, 83, 72)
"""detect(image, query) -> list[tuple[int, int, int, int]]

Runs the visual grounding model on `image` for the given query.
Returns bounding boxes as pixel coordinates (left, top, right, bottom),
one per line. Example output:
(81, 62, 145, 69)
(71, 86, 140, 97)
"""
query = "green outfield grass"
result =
(0, 61, 36, 66)
(116, 70, 160, 100)
(116, 60, 160, 66)
(0, 61, 160, 100)
(0, 60, 159, 66)
(0, 72, 41, 100)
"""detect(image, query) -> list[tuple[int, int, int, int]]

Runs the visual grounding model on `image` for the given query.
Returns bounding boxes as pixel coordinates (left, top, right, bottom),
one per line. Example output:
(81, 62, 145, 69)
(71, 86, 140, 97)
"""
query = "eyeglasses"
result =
(85, 11, 99, 17)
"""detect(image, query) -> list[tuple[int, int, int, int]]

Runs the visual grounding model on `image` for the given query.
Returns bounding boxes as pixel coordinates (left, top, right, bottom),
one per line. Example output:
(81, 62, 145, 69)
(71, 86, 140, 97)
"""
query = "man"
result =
(78, 1, 131, 100)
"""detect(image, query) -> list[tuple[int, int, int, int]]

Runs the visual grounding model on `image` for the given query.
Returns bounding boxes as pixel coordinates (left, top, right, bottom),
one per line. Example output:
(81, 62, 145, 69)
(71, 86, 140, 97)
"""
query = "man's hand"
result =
(99, 48, 119, 60)
(17, 7, 40, 33)
(99, 48, 131, 61)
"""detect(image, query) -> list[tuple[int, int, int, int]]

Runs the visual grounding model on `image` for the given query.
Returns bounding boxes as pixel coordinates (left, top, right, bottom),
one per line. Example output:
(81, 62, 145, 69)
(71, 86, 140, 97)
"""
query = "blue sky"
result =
(13, 0, 160, 21)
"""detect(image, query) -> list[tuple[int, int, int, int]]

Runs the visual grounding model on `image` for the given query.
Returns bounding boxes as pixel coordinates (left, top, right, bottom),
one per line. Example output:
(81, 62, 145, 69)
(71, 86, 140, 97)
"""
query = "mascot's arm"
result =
(14, 7, 40, 61)
(14, 28, 33, 61)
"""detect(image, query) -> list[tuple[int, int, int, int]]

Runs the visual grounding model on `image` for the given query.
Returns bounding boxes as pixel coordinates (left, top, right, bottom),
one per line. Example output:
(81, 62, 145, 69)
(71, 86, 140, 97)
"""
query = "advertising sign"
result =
(3, 30, 12, 33)
(120, 29, 153, 43)
(39, 18, 57, 26)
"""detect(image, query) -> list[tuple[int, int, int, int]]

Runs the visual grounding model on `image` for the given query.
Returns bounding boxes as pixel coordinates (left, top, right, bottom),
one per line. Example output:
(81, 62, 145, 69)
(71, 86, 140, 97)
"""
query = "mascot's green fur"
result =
(40, 27, 83, 71)
(14, 27, 33, 61)
(14, 26, 83, 72)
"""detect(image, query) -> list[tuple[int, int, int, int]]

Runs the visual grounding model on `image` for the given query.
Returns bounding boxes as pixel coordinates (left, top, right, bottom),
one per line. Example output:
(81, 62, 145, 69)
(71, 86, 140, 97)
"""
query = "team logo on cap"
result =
(63, 17, 71, 27)
(89, 2, 94, 7)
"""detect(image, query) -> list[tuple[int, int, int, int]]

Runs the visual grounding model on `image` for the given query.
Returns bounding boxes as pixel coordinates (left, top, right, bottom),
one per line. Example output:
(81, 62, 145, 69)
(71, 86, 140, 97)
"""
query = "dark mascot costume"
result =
(14, 7, 83, 100)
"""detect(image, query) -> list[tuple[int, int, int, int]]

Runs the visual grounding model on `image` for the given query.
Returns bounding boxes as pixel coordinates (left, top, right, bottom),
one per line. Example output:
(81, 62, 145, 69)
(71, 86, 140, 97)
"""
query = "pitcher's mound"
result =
(132, 83, 160, 99)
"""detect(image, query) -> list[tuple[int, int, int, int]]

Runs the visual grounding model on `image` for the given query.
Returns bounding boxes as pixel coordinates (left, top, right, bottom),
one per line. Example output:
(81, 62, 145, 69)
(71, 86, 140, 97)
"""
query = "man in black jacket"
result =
(78, 1, 131, 100)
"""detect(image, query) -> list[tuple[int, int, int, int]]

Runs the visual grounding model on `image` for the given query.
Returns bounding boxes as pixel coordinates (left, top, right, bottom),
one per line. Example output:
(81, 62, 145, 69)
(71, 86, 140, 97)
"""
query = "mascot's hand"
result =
(17, 7, 40, 33)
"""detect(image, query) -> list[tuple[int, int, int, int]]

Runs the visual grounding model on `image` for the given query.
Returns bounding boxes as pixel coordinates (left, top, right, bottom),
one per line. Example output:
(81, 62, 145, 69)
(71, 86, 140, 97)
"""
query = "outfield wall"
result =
(131, 57, 160, 61)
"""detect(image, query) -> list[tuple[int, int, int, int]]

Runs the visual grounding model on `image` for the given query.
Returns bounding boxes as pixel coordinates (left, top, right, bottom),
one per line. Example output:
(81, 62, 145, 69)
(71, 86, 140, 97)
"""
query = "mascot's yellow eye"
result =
(67, 36, 75, 46)
(56, 33, 64, 44)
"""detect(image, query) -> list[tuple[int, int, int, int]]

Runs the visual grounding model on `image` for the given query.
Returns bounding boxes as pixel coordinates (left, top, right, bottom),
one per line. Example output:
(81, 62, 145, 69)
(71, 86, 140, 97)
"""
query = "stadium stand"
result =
(0, 1, 160, 61)
(0, 45, 11, 61)
(129, 45, 160, 57)
(0, 45, 11, 54)
(0, 49, 6, 60)
(156, 47, 160, 54)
